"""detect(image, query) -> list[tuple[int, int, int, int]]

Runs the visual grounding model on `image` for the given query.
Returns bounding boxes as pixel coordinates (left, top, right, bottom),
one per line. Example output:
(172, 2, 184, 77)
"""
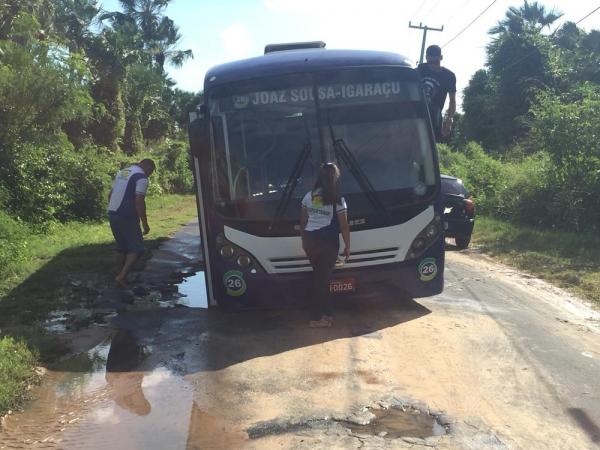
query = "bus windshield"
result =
(208, 69, 436, 220)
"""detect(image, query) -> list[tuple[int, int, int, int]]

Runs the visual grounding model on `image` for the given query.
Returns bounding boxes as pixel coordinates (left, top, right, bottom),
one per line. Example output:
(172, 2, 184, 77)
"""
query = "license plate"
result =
(329, 278, 356, 294)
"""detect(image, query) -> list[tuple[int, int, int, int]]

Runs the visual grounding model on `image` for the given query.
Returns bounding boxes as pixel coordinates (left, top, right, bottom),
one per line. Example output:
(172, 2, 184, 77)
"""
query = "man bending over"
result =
(108, 159, 155, 287)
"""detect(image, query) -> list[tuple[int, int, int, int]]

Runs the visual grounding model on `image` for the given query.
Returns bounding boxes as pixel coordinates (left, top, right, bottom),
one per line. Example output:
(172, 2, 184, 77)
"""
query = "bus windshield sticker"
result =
(229, 82, 419, 110)
(418, 257, 438, 282)
(223, 270, 247, 296)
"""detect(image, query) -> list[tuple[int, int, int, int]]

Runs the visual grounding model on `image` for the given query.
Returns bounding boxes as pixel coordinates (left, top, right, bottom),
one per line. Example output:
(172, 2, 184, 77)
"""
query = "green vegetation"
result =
(0, 194, 197, 416)
(441, 2, 599, 301)
(0, 338, 39, 417)
(0, 195, 197, 302)
(453, 2, 600, 234)
(0, 0, 200, 225)
(0, 0, 202, 418)
(472, 217, 600, 306)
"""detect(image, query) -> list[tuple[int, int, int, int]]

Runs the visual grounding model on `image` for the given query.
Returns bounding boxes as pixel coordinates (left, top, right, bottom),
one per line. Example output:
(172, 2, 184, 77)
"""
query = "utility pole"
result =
(409, 22, 444, 64)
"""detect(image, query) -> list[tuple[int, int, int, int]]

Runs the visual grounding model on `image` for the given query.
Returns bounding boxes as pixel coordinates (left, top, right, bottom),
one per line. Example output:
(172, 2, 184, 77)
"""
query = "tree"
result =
(461, 70, 498, 150)
(102, 0, 192, 71)
(529, 84, 600, 231)
(0, 0, 196, 223)
(52, 0, 100, 51)
(489, 1, 562, 34)
(461, 1, 563, 151)
(97, 0, 194, 152)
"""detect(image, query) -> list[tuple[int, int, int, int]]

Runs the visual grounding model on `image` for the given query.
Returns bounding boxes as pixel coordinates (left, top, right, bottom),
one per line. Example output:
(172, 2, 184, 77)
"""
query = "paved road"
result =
(1, 222, 599, 449)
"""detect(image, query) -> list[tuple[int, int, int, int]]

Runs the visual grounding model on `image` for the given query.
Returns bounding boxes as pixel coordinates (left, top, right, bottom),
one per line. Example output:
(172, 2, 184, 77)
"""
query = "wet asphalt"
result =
(1, 220, 600, 449)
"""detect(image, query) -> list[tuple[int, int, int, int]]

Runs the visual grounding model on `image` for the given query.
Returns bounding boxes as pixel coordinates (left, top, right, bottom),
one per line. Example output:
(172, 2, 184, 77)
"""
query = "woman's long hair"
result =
(313, 162, 341, 205)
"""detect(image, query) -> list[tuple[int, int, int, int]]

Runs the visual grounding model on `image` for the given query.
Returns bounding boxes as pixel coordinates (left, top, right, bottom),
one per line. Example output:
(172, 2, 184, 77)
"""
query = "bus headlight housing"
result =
(216, 235, 262, 272)
(236, 255, 252, 268)
(220, 245, 235, 258)
(406, 215, 442, 260)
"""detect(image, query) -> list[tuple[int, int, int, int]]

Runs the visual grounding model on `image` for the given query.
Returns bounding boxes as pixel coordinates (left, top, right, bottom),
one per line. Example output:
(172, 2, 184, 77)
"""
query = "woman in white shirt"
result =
(300, 163, 351, 328)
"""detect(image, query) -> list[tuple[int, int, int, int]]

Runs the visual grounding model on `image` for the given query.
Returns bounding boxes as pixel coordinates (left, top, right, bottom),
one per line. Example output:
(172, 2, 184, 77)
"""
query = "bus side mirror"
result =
(188, 104, 209, 157)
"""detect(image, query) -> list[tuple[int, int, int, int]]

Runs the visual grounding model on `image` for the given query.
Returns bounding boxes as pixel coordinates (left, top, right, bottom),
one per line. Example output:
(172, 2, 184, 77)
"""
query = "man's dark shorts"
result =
(109, 214, 144, 254)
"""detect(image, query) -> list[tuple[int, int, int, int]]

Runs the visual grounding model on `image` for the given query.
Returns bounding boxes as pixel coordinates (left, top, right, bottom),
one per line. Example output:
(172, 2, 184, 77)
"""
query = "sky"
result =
(100, 0, 600, 109)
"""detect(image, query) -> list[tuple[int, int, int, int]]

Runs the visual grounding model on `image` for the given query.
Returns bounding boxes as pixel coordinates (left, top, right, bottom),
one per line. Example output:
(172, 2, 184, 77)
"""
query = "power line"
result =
(446, 0, 477, 25)
(576, 5, 600, 25)
(422, 0, 444, 20)
(442, 0, 498, 48)
(411, 0, 431, 18)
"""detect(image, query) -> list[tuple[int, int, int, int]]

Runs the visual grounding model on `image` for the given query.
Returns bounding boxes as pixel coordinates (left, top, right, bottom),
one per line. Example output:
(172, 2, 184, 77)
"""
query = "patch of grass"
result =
(0, 337, 39, 416)
(0, 194, 197, 416)
(0, 194, 197, 299)
(473, 217, 600, 306)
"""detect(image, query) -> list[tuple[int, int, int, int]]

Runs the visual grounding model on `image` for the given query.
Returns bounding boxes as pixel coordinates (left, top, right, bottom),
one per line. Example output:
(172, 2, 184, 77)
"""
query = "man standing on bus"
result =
(108, 159, 156, 287)
(417, 45, 456, 141)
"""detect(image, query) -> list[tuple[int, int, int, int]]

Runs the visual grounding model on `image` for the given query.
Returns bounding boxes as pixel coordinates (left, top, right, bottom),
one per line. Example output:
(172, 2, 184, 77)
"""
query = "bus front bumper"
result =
(214, 251, 444, 309)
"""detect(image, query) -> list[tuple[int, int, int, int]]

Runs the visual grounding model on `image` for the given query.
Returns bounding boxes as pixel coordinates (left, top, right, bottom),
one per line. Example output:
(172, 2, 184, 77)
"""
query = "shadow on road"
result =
(0, 239, 170, 361)
(567, 408, 600, 444)
(95, 288, 431, 373)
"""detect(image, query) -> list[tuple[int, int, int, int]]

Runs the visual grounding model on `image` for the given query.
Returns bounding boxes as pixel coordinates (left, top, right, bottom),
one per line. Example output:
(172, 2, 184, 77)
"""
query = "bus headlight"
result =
(220, 245, 235, 258)
(406, 215, 442, 260)
(412, 238, 426, 251)
(424, 223, 439, 240)
(216, 236, 262, 272)
(236, 255, 252, 268)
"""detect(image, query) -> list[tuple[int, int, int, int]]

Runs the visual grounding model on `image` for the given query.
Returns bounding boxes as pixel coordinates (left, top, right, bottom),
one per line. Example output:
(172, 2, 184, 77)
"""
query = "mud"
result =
(2, 222, 600, 449)
(341, 406, 446, 439)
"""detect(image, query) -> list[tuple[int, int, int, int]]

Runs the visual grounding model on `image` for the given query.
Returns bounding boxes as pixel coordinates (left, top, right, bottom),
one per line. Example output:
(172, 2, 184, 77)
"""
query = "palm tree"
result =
(101, 0, 192, 70)
(490, 1, 563, 35)
(53, 0, 100, 51)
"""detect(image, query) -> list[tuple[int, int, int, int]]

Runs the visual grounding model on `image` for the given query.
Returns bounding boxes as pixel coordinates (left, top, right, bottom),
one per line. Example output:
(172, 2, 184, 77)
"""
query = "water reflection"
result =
(105, 331, 151, 416)
(175, 272, 208, 309)
(0, 331, 195, 449)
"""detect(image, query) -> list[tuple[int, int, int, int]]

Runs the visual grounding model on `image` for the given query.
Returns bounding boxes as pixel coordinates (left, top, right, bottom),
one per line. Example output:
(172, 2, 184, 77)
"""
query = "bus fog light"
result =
(236, 255, 252, 268)
(220, 246, 235, 258)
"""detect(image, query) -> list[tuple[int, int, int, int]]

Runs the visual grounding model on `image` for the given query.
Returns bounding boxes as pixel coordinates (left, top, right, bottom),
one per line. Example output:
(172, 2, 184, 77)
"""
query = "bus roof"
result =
(204, 49, 414, 87)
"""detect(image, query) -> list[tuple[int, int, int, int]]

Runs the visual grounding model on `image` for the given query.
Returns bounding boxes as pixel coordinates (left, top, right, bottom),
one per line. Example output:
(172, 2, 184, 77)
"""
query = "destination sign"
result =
(230, 82, 418, 109)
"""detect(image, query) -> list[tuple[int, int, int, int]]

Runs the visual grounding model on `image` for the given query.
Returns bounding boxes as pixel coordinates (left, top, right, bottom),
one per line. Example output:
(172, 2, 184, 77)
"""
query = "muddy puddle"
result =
(0, 331, 198, 450)
(342, 407, 446, 439)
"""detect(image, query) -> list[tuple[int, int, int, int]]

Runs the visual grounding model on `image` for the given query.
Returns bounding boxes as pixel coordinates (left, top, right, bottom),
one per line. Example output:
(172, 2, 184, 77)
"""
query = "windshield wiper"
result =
(327, 121, 391, 222)
(269, 117, 312, 231)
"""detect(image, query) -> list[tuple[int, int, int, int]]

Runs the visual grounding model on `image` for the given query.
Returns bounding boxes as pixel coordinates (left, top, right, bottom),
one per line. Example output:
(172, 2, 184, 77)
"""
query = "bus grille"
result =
(268, 247, 400, 273)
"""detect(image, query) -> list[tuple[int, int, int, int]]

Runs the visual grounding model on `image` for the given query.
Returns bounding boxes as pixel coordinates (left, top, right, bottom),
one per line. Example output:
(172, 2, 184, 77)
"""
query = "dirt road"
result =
(1, 222, 599, 449)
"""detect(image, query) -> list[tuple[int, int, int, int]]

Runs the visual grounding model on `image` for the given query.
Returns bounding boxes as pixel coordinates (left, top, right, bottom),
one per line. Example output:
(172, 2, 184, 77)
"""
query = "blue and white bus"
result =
(188, 42, 444, 308)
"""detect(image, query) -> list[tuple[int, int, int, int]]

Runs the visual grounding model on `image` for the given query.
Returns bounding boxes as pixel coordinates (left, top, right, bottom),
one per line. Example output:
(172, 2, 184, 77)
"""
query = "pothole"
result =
(341, 406, 446, 439)
(246, 397, 450, 443)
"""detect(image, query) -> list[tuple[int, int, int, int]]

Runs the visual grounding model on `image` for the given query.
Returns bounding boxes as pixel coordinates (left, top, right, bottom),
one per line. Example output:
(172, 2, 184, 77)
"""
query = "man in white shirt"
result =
(108, 159, 155, 287)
